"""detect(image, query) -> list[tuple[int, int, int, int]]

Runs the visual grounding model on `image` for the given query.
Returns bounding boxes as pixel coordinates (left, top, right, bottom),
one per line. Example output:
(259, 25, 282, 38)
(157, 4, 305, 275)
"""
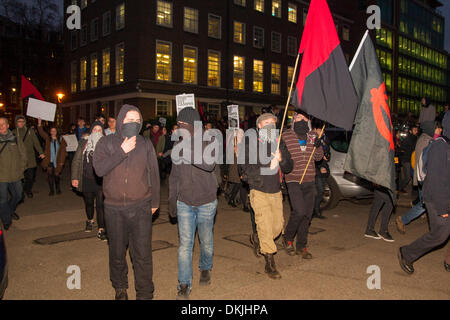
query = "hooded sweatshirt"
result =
(412, 121, 435, 186)
(13, 116, 44, 169)
(422, 111, 450, 215)
(93, 104, 160, 209)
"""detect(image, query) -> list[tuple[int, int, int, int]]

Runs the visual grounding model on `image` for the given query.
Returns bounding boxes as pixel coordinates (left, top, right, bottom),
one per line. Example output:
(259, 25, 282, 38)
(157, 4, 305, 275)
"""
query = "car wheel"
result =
(320, 177, 341, 211)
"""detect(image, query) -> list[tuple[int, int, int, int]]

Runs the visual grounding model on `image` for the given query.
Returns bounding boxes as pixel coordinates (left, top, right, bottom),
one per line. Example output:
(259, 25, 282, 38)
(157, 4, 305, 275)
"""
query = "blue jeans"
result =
(0, 181, 23, 226)
(401, 187, 425, 225)
(177, 199, 218, 289)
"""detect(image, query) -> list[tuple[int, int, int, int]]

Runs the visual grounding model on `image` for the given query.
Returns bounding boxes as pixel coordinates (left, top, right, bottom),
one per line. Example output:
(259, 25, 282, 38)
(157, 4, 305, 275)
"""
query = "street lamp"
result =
(57, 93, 65, 103)
(56, 92, 65, 128)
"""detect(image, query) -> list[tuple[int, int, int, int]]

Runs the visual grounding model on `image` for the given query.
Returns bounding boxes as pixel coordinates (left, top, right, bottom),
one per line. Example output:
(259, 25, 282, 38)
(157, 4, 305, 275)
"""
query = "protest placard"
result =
(227, 105, 240, 129)
(26, 98, 57, 122)
(176, 94, 195, 114)
(63, 134, 78, 152)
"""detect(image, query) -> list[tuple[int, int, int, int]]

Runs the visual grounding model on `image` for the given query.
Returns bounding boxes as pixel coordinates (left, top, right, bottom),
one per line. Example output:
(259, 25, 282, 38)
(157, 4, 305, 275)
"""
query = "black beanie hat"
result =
(176, 107, 201, 125)
(89, 121, 106, 135)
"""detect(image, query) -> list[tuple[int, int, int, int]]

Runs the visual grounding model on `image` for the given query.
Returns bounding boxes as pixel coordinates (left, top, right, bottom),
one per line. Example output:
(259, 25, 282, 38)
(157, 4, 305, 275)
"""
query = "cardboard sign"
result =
(159, 117, 167, 127)
(176, 94, 195, 114)
(63, 134, 78, 152)
(26, 98, 57, 122)
(227, 105, 240, 129)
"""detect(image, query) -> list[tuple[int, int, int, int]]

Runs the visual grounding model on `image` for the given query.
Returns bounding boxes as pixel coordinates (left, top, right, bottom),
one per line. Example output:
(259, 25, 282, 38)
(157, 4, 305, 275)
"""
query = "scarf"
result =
(83, 132, 102, 162)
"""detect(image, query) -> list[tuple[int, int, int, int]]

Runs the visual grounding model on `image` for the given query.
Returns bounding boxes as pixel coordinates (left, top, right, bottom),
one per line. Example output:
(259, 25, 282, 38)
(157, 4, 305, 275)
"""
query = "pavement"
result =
(2, 168, 449, 300)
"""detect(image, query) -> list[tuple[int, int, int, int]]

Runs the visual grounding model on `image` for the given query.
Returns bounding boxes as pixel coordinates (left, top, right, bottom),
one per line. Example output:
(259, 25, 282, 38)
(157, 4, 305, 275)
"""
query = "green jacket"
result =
(13, 126, 44, 169)
(0, 130, 28, 183)
(71, 139, 88, 192)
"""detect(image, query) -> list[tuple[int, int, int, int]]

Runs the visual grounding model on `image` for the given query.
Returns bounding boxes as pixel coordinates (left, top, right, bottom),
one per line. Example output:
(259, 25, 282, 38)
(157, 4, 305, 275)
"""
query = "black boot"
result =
(228, 199, 237, 208)
(12, 212, 20, 220)
(249, 233, 262, 258)
(264, 254, 281, 279)
(115, 288, 128, 300)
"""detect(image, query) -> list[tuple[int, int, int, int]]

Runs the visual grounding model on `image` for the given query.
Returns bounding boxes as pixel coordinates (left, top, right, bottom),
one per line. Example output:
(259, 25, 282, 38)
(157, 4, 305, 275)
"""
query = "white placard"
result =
(63, 134, 79, 152)
(227, 105, 240, 129)
(26, 98, 57, 122)
(159, 117, 167, 127)
(176, 93, 195, 114)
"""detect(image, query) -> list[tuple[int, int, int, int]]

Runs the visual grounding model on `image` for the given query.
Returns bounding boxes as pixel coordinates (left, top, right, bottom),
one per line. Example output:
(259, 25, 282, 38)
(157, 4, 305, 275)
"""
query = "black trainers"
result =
(97, 229, 107, 241)
(12, 212, 20, 221)
(177, 284, 191, 300)
(85, 220, 93, 232)
(364, 229, 381, 240)
(378, 231, 395, 242)
(115, 288, 128, 300)
(199, 270, 211, 286)
(398, 247, 414, 275)
(282, 237, 296, 256)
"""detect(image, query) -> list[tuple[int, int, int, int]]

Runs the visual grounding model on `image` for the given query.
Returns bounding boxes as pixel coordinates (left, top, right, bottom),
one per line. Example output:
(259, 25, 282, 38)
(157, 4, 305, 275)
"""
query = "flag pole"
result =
(299, 123, 326, 184)
(276, 52, 301, 151)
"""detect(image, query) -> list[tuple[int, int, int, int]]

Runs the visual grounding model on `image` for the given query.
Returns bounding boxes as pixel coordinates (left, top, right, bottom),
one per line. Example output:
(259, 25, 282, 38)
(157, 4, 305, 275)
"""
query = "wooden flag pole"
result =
(299, 123, 326, 184)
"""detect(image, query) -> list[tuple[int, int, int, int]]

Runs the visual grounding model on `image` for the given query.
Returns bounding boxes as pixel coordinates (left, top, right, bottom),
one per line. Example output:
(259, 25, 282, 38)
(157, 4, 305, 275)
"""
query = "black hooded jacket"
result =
(93, 105, 160, 209)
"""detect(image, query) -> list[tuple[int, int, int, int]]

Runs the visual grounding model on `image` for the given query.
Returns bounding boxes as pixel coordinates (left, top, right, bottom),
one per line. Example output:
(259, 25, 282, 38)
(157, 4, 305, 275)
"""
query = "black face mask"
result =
(121, 122, 141, 138)
(294, 120, 309, 138)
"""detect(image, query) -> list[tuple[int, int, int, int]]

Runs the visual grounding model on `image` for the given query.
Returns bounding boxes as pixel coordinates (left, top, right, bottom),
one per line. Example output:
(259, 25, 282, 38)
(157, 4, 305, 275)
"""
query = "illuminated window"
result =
(156, 1, 172, 27)
(116, 3, 125, 30)
(254, 0, 264, 12)
(208, 50, 220, 87)
(271, 63, 281, 94)
(272, 0, 281, 18)
(208, 14, 221, 39)
(184, 7, 198, 33)
(342, 25, 350, 41)
(183, 46, 197, 84)
(234, 21, 246, 44)
(156, 100, 171, 116)
(103, 11, 111, 36)
(287, 66, 294, 94)
(271, 32, 281, 53)
(234, 0, 245, 6)
(80, 57, 87, 91)
(287, 36, 297, 56)
(115, 43, 125, 84)
(71, 61, 77, 93)
(253, 60, 264, 93)
(102, 48, 110, 86)
(90, 53, 98, 89)
(233, 56, 245, 90)
(288, 3, 297, 23)
(253, 26, 264, 48)
(156, 40, 171, 81)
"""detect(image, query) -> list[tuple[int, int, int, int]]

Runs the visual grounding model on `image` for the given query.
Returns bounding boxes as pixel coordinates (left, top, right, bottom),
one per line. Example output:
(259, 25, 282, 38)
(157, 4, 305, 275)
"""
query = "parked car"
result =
(0, 225, 7, 299)
(320, 128, 374, 210)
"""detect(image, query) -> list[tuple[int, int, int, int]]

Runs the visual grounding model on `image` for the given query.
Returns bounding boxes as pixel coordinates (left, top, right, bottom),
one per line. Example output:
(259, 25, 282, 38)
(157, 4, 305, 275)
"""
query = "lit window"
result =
(208, 50, 221, 87)
(233, 56, 245, 90)
(71, 61, 77, 93)
(116, 3, 125, 30)
(272, 0, 281, 18)
(234, 0, 246, 6)
(91, 18, 99, 42)
(254, 0, 264, 12)
(156, 41, 171, 81)
(90, 53, 98, 89)
(156, 100, 171, 116)
(102, 48, 110, 86)
(208, 14, 221, 39)
(234, 21, 246, 44)
(80, 57, 87, 91)
(342, 25, 350, 41)
(184, 7, 198, 33)
(183, 46, 197, 84)
(271, 63, 281, 94)
(287, 66, 294, 94)
(253, 60, 264, 93)
(287, 36, 297, 56)
(115, 43, 125, 84)
(80, 25, 87, 46)
(271, 32, 281, 53)
(103, 11, 111, 36)
(253, 27, 264, 48)
(288, 3, 297, 23)
(156, 1, 172, 27)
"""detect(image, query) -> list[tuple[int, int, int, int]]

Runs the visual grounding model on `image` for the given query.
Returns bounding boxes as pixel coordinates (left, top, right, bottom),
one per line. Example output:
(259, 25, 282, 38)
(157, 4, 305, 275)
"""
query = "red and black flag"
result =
(291, 0, 357, 131)
(344, 31, 396, 201)
(21, 75, 44, 101)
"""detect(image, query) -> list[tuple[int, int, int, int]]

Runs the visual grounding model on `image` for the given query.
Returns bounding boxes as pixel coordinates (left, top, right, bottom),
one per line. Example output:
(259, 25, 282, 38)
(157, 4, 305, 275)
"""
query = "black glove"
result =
(314, 137, 322, 148)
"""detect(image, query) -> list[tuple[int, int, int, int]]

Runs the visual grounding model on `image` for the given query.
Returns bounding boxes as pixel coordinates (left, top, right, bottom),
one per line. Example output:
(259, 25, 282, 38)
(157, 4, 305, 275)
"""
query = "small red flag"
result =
(21, 75, 44, 101)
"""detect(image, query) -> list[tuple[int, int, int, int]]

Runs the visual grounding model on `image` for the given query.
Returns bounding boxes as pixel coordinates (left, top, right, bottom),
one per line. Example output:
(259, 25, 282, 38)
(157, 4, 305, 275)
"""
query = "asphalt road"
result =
(2, 168, 449, 300)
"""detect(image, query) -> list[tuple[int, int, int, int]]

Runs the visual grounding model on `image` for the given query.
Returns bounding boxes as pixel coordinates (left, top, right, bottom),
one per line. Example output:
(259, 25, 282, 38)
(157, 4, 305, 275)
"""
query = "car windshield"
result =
(326, 129, 353, 153)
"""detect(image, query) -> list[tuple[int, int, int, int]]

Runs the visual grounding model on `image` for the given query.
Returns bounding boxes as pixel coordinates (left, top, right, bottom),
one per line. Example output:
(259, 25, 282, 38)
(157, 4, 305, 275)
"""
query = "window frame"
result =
(116, 3, 125, 30)
(208, 14, 222, 39)
(288, 3, 297, 23)
(254, 0, 264, 12)
(233, 56, 245, 91)
(155, 40, 172, 82)
(184, 7, 199, 34)
(253, 26, 265, 49)
(156, 0, 173, 28)
(90, 52, 98, 89)
(183, 45, 198, 84)
(207, 50, 221, 88)
(102, 48, 111, 87)
(103, 11, 111, 37)
(115, 42, 125, 84)
(156, 99, 172, 117)
(271, 31, 281, 53)
(90, 18, 99, 42)
(234, 21, 246, 45)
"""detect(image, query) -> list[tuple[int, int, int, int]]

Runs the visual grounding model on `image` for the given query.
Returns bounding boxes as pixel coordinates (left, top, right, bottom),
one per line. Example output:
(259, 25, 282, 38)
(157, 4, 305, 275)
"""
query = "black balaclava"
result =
(294, 120, 309, 140)
(122, 122, 141, 138)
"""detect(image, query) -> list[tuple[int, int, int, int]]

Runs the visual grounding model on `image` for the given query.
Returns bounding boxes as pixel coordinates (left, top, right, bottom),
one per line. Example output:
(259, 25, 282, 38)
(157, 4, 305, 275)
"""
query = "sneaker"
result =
(378, 231, 395, 242)
(199, 270, 211, 286)
(177, 284, 191, 300)
(364, 229, 381, 240)
(115, 288, 128, 300)
(12, 212, 20, 221)
(296, 247, 312, 259)
(398, 247, 414, 275)
(444, 261, 450, 272)
(97, 229, 107, 241)
(396, 216, 406, 234)
(85, 220, 93, 232)
(282, 237, 296, 256)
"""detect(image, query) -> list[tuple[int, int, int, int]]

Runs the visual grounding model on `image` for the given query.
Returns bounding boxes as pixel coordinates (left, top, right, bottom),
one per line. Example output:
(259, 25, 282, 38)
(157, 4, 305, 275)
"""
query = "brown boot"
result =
(264, 254, 281, 279)
(396, 216, 406, 234)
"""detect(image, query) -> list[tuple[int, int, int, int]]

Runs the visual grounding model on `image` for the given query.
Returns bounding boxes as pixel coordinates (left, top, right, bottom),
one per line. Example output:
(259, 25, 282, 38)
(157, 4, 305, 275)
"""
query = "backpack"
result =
(417, 136, 450, 182)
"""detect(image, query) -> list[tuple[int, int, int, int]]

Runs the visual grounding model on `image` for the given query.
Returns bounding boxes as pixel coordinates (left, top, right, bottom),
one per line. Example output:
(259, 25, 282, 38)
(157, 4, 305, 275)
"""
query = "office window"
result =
(303, 8, 308, 26)
(156, 1, 172, 27)
(234, 21, 246, 44)
(71, 61, 77, 93)
(80, 25, 87, 46)
(233, 56, 245, 90)
(156, 40, 171, 81)
(103, 11, 111, 36)
(184, 7, 198, 33)
(80, 57, 87, 91)
(208, 14, 221, 39)
(116, 3, 125, 30)
(253, 60, 264, 93)
(271, 63, 281, 94)
(115, 43, 125, 84)
(271, 32, 281, 53)
(102, 48, 110, 86)
(183, 46, 197, 84)
(156, 100, 171, 116)
(90, 53, 98, 89)
(287, 36, 297, 56)
(208, 50, 221, 87)
(287, 66, 294, 94)
(71, 31, 77, 50)
(91, 18, 99, 41)
(288, 3, 297, 23)
(342, 25, 350, 41)
(253, 27, 264, 48)
(272, 0, 281, 18)
(254, 0, 264, 12)
(234, 0, 246, 6)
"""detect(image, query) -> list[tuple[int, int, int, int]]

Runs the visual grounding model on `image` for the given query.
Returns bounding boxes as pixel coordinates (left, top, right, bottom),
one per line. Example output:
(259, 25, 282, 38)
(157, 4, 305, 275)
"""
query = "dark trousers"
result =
(228, 182, 248, 207)
(83, 190, 105, 229)
(366, 187, 393, 234)
(47, 164, 60, 193)
(0, 181, 23, 226)
(402, 202, 450, 263)
(23, 167, 36, 194)
(284, 182, 315, 249)
(314, 175, 326, 214)
(399, 162, 411, 191)
(104, 202, 154, 300)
